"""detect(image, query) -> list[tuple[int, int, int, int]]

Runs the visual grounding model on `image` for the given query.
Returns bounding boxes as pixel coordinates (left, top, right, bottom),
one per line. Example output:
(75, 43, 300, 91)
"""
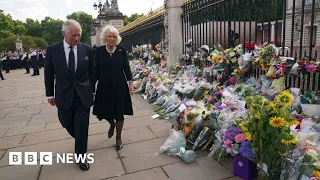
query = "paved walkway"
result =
(0, 69, 239, 180)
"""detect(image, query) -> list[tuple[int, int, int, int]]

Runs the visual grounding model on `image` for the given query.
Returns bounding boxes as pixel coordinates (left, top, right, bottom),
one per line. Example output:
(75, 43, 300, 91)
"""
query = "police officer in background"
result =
(29, 49, 39, 76)
(38, 50, 44, 69)
(21, 52, 30, 74)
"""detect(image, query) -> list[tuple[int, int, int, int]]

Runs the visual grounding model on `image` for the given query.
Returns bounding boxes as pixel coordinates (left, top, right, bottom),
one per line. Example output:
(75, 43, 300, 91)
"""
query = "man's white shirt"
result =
(63, 40, 78, 72)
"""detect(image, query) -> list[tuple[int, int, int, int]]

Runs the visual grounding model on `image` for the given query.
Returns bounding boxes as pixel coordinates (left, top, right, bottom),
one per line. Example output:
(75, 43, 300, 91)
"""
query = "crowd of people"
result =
(0, 49, 45, 80)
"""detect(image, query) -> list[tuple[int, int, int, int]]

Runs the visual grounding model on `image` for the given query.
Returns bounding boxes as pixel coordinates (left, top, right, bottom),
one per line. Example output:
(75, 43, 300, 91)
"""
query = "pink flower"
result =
(229, 77, 237, 84)
(235, 134, 246, 143)
(224, 139, 233, 146)
(226, 147, 232, 153)
(310, 177, 319, 180)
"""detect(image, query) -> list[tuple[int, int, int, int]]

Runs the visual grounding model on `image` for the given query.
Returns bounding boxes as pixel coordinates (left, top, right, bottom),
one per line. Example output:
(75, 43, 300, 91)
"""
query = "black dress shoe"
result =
(78, 161, 90, 171)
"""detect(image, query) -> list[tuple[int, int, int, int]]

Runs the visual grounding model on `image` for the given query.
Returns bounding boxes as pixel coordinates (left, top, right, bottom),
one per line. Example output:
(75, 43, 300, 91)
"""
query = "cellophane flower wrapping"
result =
(159, 129, 197, 164)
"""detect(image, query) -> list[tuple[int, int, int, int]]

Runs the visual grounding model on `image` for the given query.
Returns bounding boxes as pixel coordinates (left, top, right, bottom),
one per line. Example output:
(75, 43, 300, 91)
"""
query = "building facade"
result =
(285, 0, 320, 57)
(90, 0, 125, 47)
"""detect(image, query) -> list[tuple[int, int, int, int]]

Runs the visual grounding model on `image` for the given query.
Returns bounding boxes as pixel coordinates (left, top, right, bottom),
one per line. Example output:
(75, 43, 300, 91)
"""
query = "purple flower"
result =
(239, 141, 257, 159)
(292, 114, 303, 122)
(224, 126, 243, 142)
(214, 91, 223, 97)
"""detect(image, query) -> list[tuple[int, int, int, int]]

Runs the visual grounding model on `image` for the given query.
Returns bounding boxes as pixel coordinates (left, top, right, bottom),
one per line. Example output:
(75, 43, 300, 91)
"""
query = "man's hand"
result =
(48, 98, 56, 106)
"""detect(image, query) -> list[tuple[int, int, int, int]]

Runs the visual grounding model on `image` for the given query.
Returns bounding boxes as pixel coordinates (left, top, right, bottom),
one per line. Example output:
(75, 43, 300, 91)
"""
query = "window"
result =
(307, 26, 317, 45)
(297, 31, 301, 41)
(305, 0, 320, 5)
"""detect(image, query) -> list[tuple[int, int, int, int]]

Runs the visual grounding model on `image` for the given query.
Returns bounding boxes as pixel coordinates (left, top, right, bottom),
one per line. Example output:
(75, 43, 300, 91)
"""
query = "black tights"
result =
(108, 119, 124, 145)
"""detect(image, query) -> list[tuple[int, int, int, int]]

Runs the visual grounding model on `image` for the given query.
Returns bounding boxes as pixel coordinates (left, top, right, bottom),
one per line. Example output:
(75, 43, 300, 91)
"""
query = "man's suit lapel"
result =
(76, 43, 85, 75)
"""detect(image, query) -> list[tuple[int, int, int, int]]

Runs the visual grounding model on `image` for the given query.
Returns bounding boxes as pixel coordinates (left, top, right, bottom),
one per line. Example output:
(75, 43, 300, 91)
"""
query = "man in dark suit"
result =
(44, 19, 95, 171)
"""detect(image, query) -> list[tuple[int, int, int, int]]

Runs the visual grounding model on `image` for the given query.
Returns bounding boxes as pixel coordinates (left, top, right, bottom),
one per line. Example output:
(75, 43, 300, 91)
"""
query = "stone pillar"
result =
(165, 0, 184, 67)
(271, 23, 275, 42)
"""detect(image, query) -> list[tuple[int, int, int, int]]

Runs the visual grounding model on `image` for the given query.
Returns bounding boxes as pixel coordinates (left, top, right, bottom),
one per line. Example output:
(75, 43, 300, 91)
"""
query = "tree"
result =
(33, 37, 48, 50)
(24, 18, 42, 37)
(66, 12, 94, 44)
(124, 13, 144, 26)
(0, 29, 14, 39)
(41, 17, 64, 45)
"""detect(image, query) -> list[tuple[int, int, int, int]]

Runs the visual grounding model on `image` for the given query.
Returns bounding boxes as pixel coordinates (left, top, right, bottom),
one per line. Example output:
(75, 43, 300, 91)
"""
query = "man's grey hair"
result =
(62, 19, 82, 34)
(100, 25, 122, 45)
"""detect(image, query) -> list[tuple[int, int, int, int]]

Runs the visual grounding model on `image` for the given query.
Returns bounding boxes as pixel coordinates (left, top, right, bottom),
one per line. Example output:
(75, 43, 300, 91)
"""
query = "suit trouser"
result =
(31, 59, 39, 75)
(0, 68, 4, 80)
(58, 91, 90, 155)
(24, 60, 30, 73)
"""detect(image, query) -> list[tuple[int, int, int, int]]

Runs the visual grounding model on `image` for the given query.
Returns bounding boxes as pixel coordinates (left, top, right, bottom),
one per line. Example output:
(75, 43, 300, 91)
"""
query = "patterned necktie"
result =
(69, 46, 75, 74)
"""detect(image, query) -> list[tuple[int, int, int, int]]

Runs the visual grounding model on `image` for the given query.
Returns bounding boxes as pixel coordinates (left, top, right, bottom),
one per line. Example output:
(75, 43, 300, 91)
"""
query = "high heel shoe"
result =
(108, 121, 115, 139)
(116, 143, 123, 150)
(116, 137, 123, 150)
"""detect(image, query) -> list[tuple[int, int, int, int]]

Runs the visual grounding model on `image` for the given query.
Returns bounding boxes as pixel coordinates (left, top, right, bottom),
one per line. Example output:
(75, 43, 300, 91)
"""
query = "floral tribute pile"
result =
(128, 40, 320, 180)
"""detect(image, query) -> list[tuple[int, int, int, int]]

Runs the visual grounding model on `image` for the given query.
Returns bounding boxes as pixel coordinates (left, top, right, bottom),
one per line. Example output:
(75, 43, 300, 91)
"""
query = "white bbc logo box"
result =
(9, 152, 94, 165)
(9, 152, 53, 165)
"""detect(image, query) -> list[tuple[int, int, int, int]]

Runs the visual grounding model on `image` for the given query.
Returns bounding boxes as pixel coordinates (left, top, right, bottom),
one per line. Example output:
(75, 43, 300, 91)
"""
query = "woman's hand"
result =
(129, 83, 134, 96)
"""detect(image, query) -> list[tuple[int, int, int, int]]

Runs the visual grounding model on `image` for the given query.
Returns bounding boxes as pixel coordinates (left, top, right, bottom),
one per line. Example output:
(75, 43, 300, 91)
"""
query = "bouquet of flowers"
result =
(241, 90, 298, 178)
(257, 44, 277, 70)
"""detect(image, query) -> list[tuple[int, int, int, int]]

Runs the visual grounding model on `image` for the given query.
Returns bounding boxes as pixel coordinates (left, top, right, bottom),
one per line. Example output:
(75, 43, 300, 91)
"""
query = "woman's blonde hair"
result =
(100, 25, 122, 45)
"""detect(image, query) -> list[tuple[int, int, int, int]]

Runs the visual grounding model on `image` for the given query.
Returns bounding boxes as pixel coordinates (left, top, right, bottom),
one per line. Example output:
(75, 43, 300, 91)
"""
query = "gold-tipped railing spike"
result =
(119, 6, 164, 33)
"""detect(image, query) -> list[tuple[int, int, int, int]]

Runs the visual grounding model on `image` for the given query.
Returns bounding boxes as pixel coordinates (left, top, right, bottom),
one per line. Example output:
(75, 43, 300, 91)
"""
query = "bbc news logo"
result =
(9, 152, 94, 165)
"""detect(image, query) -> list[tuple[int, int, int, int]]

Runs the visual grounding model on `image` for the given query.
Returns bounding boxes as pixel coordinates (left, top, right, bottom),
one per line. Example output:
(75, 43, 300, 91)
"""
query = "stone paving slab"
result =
(0, 129, 8, 137)
(20, 128, 71, 146)
(0, 94, 25, 101)
(0, 115, 32, 129)
(123, 116, 160, 130)
(162, 156, 235, 180)
(119, 137, 182, 173)
(0, 98, 32, 106)
(0, 113, 7, 119)
(107, 167, 168, 180)
(0, 164, 41, 180)
(5, 109, 40, 117)
(0, 150, 6, 160)
(0, 102, 18, 109)
(3, 124, 46, 137)
(0, 139, 74, 167)
(39, 148, 125, 180)
(148, 120, 172, 138)
(0, 135, 25, 150)
(40, 108, 58, 114)
(27, 112, 59, 125)
(0, 107, 25, 114)
(44, 122, 64, 130)
(23, 103, 52, 111)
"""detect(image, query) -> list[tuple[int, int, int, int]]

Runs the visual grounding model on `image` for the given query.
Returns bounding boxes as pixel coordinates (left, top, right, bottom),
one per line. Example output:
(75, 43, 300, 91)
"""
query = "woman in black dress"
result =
(93, 25, 134, 150)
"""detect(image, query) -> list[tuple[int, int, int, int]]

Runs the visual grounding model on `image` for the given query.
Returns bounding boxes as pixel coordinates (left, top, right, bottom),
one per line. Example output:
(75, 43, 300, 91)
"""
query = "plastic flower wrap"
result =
(159, 129, 196, 164)
(280, 139, 320, 180)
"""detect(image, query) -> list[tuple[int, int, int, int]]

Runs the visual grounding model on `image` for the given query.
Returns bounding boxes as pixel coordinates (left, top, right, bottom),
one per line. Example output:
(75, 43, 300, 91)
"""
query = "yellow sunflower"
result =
(268, 102, 277, 112)
(289, 119, 300, 127)
(276, 90, 293, 107)
(245, 132, 252, 141)
(313, 170, 320, 178)
(281, 136, 297, 145)
(269, 117, 285, 128)
(254, 114, 261, 119)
